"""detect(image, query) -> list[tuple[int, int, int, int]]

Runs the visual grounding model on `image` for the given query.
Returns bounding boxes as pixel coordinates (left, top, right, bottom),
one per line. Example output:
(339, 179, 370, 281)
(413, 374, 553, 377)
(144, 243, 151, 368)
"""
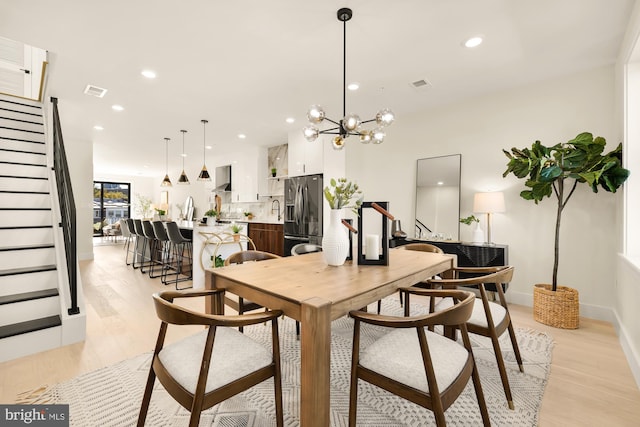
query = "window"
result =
(93, 181, 131, 236)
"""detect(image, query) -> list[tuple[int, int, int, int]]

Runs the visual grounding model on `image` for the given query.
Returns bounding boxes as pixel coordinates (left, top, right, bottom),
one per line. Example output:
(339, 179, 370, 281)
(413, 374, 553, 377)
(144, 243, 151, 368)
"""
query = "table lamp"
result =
(473, 192, 505, 245)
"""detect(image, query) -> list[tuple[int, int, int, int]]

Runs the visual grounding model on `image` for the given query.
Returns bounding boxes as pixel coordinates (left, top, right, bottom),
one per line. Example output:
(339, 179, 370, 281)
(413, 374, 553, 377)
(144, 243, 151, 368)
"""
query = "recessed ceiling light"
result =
(464, 36, 483, 48)
(181, 153, 187, 157)
(238, 134, 246, 139)
(206, 145, 213, 150)
(286, 117, 295, 124)
(111, 104, 124, 111)
(141, 70, 156, 79)
(348, 82, 359, 91)
(93, 125, 104, 130)
(437, 181, 444, 185)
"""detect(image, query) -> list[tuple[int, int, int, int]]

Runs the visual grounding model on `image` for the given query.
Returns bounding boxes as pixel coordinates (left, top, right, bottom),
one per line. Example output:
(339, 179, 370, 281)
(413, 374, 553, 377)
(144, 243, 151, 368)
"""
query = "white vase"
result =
(322, 209, 349, 266)
(472, 221, 484, 243)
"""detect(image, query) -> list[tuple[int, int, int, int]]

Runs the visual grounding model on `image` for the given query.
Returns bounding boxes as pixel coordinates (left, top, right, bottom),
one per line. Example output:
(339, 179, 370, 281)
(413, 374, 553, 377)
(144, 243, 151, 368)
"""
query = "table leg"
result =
(204, 271, 224, 315)
(300, 297, 331, 427)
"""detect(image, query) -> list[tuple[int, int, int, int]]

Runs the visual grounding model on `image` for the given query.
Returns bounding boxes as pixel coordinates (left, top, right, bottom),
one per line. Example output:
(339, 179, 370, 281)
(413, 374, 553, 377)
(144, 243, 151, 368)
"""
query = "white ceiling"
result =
(0, 0, 635, 179)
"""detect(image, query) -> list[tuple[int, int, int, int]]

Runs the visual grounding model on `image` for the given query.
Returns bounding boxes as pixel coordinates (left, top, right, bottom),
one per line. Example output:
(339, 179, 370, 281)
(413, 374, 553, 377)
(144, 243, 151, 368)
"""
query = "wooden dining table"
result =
(204, 248, 455, 427)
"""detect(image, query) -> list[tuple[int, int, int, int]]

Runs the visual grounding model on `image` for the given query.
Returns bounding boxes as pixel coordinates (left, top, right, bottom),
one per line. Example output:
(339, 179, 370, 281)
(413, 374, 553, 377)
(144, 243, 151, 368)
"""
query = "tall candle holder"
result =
(357, 202, 390, 266)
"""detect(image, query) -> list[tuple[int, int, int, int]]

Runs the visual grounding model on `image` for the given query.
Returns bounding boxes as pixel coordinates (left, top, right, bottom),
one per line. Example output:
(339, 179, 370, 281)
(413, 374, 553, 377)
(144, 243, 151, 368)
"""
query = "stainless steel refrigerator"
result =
(283, 174, 323, 256)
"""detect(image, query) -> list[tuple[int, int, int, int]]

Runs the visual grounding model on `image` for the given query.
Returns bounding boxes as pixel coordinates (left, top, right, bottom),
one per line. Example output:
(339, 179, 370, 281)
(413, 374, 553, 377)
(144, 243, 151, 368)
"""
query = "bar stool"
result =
(151, 220, 171, 282)
(165, 221, 193, 290)
(133, 219, 152, 271)
(125, 218, 137, 266)
(142, 220, 159, 275)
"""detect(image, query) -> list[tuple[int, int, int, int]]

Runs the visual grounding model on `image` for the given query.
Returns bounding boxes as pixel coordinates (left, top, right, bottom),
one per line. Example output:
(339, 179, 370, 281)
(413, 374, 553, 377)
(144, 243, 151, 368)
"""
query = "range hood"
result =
(215, 164, 232, 192)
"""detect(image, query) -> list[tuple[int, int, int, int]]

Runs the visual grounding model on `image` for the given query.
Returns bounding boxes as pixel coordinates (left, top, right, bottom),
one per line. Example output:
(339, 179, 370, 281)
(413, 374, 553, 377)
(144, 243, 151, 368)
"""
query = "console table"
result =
(390, 238, 509, 291)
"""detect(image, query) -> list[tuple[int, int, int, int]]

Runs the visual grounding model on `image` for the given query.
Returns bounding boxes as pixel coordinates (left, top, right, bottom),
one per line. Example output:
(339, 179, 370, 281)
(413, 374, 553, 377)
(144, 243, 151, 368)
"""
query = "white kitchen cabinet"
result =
(288, 129, 323, 176)
(231, 149, 258, 202)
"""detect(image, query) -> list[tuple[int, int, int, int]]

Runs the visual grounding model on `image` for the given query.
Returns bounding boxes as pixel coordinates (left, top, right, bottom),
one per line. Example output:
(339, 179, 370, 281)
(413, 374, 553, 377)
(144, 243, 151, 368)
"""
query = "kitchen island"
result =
(178, 220, 250, 289)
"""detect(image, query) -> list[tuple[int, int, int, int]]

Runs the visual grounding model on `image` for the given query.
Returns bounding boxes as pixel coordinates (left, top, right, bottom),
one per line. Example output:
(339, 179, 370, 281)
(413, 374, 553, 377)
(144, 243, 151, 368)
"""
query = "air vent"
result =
(83, 84, 108, 98)
(410, 79, 432, 89)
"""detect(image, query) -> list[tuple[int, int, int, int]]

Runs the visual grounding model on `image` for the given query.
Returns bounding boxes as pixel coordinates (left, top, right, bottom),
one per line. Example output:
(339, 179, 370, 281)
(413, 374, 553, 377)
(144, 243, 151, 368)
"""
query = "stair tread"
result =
(0, 190, 49, 194)
(0, 160, 47, 167)
(0, 265, 56, 277)
(0, 207, 51, 210)
(0, 136, 45, 145)
(0, 106, 43, 118)
(0, 315, 61, 340)
(0, 174, 48, 180)
(0, 147, 46, 156)
(0, 98, 42, 110)
(0, 225, 53, 230)
(0, 243, 54, 252)
(0, 288, 59, 306)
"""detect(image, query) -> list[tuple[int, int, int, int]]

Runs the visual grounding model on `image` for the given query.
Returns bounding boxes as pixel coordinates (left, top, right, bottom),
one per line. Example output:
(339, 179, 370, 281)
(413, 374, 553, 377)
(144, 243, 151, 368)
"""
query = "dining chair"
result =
(376, 243, 445, 314)
(290, 243, 322, 256)
(223, 250, 280, 332)
(421, 265, 523, 410)
(137, 289, 284, 427)
(349, 288, 490, 427)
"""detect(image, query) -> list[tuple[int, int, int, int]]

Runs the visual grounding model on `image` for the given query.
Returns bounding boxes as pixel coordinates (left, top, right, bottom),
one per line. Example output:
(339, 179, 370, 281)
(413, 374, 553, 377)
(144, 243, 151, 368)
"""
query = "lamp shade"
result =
(473, 192, 505, 213)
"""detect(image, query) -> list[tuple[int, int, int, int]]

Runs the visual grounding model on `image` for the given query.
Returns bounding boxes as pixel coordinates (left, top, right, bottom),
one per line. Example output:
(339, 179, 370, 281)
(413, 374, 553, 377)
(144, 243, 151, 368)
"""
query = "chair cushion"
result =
(434, 297, 506, 329)
(360, 328, 469, 392)
(158, 327, 272, 394)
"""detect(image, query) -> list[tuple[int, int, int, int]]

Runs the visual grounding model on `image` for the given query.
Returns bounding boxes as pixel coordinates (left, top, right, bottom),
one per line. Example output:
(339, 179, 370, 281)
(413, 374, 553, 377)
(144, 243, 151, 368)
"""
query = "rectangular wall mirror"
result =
(415, 154, 461, 240)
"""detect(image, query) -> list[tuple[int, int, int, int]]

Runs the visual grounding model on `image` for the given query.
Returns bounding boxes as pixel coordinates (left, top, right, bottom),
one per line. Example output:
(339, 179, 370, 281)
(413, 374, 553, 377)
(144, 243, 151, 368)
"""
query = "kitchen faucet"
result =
(271, 199, 281, 221)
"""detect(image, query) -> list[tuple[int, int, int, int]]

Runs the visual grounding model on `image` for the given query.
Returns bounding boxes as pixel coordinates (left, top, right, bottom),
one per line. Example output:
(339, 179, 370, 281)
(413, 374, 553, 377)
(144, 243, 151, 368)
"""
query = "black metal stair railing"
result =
(50, 97, 79, 315)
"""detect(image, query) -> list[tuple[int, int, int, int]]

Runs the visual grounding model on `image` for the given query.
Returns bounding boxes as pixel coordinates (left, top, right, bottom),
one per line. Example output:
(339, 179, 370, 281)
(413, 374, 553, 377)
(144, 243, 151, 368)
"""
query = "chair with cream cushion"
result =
(423, 265, 523, 410)
(137, 289, 283, 427)
(349, 288, 490, 427)
(377, 243, 445, 314)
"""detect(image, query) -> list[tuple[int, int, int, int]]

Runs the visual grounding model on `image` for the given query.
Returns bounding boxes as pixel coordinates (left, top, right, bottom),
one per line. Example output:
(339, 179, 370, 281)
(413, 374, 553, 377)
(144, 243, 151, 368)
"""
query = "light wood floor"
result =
(1, 241, 639, 426)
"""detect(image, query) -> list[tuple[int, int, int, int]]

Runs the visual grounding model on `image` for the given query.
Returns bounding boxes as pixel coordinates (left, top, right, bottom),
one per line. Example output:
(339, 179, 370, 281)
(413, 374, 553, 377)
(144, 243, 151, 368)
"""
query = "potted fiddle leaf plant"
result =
(503, 132, 630, 329)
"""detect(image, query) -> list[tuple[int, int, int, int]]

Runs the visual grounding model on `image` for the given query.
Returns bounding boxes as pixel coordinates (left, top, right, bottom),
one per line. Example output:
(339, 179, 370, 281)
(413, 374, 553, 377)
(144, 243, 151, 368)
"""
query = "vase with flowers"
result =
(322, 178, 363, 266)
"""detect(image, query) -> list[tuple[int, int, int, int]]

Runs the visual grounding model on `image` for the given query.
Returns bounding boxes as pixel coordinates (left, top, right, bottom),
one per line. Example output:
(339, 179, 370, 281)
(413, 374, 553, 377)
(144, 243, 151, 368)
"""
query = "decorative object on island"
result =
(197, 119, 211, 181)
(230, 223, 243, 242)
(357, 202, 391, 266)
(203, 209, 217, 225)
(244, 211, 254, 220)
(322, 178, 363, 266)
(271, 167, 277, 177)
(134, 193, 153, 219)
(302, 7, 394, 150)
(177, 129, 190, 184)
(473, 192, 505, 245)
(460, 214, 483, 243)
(504, 132, 630, 329)
(160, 137, 172, 187)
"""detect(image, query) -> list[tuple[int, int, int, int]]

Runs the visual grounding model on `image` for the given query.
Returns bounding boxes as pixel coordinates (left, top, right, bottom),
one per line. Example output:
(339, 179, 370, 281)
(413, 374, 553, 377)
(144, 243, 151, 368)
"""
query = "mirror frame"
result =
(414, 154, 461, 241)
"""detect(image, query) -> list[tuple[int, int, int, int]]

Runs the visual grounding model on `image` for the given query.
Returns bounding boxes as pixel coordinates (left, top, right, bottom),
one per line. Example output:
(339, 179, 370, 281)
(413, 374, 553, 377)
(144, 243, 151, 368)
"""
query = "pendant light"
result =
(197, 119, 211, 181)
(303, 8, 394, 150)
(177, 129, 190, 184)
(161, 137, 172, 187)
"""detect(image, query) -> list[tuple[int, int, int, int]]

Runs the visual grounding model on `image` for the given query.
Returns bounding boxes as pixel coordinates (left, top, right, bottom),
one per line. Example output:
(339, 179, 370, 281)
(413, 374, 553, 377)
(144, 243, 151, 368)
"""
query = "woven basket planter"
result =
(533, 284, 579, 329)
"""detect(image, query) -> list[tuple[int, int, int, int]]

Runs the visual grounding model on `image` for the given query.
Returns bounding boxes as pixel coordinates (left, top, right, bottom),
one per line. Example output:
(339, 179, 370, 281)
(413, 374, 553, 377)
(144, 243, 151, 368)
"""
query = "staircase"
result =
(0, 93, 83, 362)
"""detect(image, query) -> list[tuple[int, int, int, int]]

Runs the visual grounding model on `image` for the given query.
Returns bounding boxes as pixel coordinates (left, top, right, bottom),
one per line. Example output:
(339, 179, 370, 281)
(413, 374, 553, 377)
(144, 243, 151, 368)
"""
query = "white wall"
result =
(347, 66, 618, 319)
(65, 136, 94, 261)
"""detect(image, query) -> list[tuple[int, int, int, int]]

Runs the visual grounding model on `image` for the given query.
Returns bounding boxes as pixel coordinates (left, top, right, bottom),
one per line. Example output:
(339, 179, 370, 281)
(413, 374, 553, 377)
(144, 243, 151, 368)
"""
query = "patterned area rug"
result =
(20, 298, 553, 426)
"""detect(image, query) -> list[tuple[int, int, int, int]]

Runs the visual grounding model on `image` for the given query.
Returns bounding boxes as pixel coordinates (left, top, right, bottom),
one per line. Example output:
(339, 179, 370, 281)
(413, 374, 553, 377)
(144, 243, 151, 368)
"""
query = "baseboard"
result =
(614, 310, 640, 389)
(507, 290, 615, 323)
(78, 251, 93, 261)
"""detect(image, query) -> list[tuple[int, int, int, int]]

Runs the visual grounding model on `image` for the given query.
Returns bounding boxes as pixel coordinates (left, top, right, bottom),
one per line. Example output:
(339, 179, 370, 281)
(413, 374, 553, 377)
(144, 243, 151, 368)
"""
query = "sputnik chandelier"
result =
(303, 7, 395, 150)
